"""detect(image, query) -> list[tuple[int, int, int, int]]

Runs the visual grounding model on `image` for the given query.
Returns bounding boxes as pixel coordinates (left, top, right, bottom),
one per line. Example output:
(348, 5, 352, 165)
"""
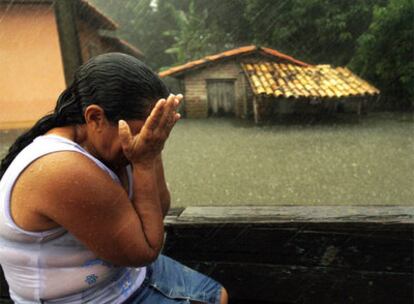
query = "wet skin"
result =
(10, 94, 181, 267)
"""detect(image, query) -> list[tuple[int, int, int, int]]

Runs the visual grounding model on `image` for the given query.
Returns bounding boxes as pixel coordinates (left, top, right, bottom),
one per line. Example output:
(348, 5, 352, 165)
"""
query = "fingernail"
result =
(176, 94, 183, 99)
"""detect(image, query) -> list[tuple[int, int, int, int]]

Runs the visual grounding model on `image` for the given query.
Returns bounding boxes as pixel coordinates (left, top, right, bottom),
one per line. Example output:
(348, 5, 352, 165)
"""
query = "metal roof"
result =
(242, 62, 380, 99)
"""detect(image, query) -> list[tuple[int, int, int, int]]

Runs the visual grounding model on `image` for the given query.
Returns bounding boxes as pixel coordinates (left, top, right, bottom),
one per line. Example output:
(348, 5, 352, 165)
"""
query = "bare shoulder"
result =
(12, 150, 131, 230)
(12, 151, 150, 266)
(21, 150, 128, 212)
(12, 150, 125, 221)
(28, 150, 111, 186)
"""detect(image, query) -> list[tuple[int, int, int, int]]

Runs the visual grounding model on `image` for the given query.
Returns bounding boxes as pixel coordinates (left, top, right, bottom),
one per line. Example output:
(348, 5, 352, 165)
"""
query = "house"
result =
(0, 0, 142, 129)
(159, 45, 380, 123)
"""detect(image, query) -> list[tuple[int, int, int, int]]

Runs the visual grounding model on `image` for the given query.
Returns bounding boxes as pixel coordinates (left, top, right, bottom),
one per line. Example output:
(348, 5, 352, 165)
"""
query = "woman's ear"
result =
(83, 105, 106, 132)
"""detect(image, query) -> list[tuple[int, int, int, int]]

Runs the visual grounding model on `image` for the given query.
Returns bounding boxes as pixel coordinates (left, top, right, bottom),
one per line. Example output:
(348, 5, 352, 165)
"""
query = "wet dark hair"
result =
(0, 52, 169, 178)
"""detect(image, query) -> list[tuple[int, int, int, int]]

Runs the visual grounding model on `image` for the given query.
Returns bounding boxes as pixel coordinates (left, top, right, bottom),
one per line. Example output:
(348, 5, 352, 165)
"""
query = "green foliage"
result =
(89, 0, 412, 110)
(244, 0, 385, 66)
(162, 0, 231, 66)
(350, 0, 414, 109)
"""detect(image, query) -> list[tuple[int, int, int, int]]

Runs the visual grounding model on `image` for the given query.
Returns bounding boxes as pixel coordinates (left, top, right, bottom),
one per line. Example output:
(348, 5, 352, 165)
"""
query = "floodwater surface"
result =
(1, 112, 413, 207)
(162, 112, 413, 206)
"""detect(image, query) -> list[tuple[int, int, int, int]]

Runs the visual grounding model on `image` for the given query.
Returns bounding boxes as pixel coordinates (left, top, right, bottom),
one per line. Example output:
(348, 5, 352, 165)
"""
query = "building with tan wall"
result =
(0, 0, 142, 129)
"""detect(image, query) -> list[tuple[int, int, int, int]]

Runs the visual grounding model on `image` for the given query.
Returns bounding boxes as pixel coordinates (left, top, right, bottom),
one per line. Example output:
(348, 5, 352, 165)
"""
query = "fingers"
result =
(145, 98, 166, 131)
(167, 95, 182, 130)
(143, 93, 182, 137)
(173, 94, 183, 123)
(118, 120, 133, 149)
(158, 94, 177, 130)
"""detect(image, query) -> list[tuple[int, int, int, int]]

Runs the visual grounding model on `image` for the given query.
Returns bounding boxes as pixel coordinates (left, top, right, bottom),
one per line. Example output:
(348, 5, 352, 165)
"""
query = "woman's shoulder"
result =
(24, 150, 111, 187)
(17, 150, 110, 195)
(9, 150, 113, 232)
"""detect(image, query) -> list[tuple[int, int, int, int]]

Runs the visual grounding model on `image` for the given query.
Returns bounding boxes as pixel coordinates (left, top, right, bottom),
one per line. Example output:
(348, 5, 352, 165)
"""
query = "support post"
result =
(357, 99, 362, 116)
(54, 0, 83, 86)
(253, 96, 259, 124)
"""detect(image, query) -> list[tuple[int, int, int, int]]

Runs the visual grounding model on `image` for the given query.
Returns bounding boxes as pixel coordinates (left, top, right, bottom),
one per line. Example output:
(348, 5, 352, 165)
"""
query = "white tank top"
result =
(0, 135, 146, 303)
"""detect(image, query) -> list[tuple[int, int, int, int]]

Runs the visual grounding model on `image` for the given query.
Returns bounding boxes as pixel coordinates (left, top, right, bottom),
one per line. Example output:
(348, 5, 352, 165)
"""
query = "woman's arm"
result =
(155, 154, 171, 218)
(32, 95, 180, 267)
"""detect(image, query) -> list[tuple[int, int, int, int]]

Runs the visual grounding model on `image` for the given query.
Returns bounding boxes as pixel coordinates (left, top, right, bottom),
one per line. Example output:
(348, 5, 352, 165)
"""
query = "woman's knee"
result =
(190, 286, 228, 304)
(220, 287, 228, 304)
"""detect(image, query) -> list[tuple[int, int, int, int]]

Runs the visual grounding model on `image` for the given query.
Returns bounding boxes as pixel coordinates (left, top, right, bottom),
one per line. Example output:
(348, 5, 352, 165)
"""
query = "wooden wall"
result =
(182, 59, 248, 118)
(77, 20, 104, 62)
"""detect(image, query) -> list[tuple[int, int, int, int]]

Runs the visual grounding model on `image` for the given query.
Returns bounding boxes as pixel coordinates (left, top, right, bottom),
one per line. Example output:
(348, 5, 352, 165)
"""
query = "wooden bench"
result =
(1, 206, 413, 304)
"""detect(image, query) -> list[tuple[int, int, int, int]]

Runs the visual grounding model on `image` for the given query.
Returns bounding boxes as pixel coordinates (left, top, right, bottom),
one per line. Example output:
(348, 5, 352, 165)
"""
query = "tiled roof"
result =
(242, 62, 379, 99)
(159, 45, 310, 78)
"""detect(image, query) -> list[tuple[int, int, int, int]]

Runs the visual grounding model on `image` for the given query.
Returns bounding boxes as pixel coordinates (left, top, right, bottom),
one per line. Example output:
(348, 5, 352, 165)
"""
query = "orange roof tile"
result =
(159, 45, 310, 78)
(241, 62, 380, 99)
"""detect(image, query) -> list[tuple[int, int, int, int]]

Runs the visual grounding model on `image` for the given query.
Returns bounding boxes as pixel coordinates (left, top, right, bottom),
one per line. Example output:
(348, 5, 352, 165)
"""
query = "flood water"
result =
(163, 112, 414, 206)
(1, 112, 413, 207)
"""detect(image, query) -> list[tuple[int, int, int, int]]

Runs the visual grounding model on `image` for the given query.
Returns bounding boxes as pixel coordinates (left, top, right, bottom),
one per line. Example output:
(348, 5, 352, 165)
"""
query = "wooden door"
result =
(207, 80, 235, 116)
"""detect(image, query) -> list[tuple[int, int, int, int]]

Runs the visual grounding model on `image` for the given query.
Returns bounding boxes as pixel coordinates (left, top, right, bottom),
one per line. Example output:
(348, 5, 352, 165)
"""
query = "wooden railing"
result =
(163, 206, 413, 304)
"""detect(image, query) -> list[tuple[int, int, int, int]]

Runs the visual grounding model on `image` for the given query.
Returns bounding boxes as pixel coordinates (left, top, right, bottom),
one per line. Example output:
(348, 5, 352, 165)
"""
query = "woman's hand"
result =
(118, 94, 182, 168)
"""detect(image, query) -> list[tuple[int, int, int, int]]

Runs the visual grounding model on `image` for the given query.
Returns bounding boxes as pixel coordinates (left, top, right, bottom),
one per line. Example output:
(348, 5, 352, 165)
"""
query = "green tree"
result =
(163, 0, 230, 66)
(244, 0, 386, 66)
(350, 0, 414, 109)
(90, 0, 412, 111)
(195, 0, 252, 46)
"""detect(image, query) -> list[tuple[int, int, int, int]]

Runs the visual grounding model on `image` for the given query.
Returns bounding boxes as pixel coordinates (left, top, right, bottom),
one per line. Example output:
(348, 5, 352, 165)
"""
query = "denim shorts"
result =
(123, 255, 223, 304)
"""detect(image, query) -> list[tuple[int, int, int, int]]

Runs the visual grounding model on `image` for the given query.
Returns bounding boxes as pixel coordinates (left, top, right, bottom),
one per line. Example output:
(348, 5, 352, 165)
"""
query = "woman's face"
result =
(95, 118, 146, 170)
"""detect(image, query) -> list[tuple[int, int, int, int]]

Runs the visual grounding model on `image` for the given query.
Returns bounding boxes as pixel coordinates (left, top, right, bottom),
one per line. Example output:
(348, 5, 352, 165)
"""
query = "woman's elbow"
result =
(121, 245, 161, 267)
(101, 242, 161, 267)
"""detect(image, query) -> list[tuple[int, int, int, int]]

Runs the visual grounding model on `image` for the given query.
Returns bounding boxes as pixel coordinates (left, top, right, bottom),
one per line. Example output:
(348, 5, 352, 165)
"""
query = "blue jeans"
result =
(124, 255, 223, 304)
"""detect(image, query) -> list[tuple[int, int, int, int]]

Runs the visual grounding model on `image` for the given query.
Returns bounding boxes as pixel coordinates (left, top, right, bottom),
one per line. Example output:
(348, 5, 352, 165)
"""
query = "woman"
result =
(0, 53, 228, 304)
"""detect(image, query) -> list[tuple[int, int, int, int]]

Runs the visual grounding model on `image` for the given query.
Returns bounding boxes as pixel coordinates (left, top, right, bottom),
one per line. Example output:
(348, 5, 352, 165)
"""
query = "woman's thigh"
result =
(128, 255, 223, 304)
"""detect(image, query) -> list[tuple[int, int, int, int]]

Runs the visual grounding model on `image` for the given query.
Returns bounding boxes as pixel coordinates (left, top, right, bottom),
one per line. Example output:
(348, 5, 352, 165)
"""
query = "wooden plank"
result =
(177, 261, 413, 304)
(163, 206, 413, 303)
(165, 206, 414, 224)
(207, 80, 236, 116)
(164, 223, 413, 273)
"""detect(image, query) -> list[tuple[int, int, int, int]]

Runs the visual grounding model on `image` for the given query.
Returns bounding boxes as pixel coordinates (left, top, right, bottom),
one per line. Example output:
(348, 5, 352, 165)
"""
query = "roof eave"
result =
(159, 45, 310, 78)
(100, 35, 144, 58)
(77, 0, 118, 30)
(0, 0, 119, 30)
